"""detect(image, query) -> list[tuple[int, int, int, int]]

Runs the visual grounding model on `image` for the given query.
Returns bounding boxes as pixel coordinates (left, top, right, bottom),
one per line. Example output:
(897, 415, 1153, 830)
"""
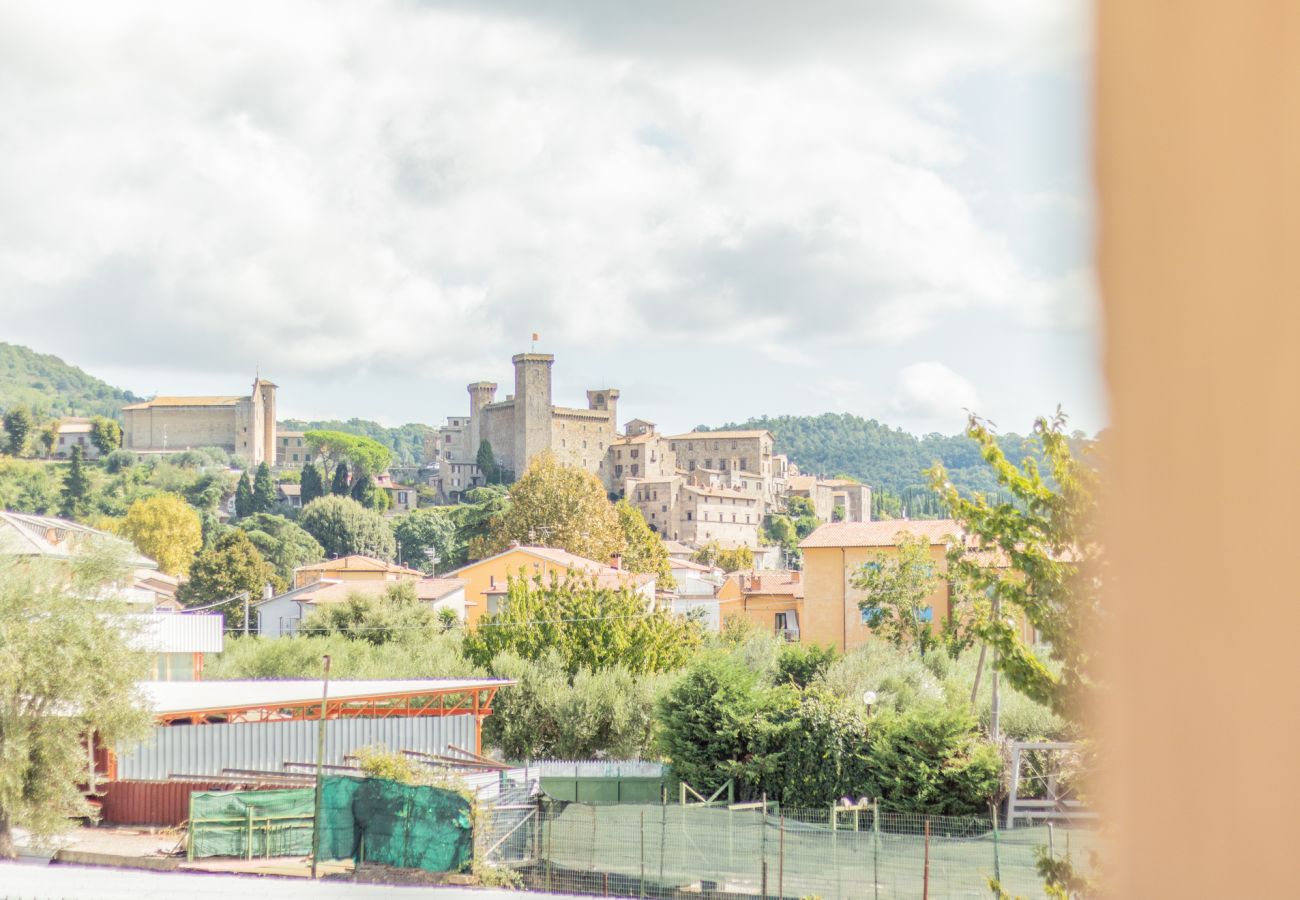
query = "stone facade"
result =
(431, 353, 618, 502)
(122, 377, 277, 465)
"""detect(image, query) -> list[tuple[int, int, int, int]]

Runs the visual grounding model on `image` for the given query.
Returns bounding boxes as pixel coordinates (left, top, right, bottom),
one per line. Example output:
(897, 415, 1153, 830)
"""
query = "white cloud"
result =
(892, 362, 983, 430)
(0, 0, 1097, 433)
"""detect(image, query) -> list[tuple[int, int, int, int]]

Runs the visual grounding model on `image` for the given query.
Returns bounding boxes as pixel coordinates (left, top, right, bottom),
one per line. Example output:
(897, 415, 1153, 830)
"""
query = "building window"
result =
(616, 465, 623, 476)
(705, 459, 712, 469)
(671, 443, 677, 452)
(687, 511, 693, 521)
(631, 449, 639, 459)
(662, 504, 668, 512)
(617, 450, 622, 460)
(732, 442, 737, 449)
(741, 458, 748, 470)
(713, 441, 719, 450)
(631, 465, 639, 476)
(689, 461, 696, 471)
(292, 453, 299, 461)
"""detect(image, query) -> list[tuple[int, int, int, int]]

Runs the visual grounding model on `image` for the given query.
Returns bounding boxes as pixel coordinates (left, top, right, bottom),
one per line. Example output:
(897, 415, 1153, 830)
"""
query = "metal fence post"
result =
(778, 813, 784, 900)
(922, 817, 931, 900)
(872, 802, 880, 900)
(640, 808, 646, 899)
(760, 793, 768, 900)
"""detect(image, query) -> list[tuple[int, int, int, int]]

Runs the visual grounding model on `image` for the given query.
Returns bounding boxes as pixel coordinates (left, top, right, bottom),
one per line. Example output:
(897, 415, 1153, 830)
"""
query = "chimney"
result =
(610, 553, 623, 570)
(490, 574, 496, 589)
(789, 571, 801, 584)
(262, 583, 274, 600)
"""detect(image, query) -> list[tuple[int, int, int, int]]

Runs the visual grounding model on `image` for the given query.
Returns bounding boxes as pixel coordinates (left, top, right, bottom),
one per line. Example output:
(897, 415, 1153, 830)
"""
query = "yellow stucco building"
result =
(445, 544, 657, 626)
(715, 570, 805, 640)
(798, 519, 964, 652)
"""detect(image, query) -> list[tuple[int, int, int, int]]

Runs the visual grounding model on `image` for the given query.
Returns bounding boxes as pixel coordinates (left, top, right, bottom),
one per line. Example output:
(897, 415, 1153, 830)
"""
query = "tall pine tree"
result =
(300, 463, 324, 506)
(331, 462, 350, 496)
(234, 471, 254, 518)
(59, 445, 91, 520)
(252, 462, 275, 513)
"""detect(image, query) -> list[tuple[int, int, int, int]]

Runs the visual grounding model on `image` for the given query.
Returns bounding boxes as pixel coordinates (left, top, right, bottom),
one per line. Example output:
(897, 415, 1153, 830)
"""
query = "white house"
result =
(256, 576, 468, 638)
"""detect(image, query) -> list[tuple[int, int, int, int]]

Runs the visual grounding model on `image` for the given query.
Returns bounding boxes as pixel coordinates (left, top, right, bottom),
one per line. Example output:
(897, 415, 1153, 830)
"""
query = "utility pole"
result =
(310, 655, 332, 880)
(990, 594, 1001, 743)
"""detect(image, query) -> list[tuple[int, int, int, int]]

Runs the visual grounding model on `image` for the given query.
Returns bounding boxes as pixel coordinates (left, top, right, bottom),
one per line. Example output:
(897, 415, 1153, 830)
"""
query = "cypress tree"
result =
(300, 463, 324, 506)
(476, 439, 497, 484)
(252, 462, 275, 513)
(59, 444, 91, 520)
(234, 471, 254, 518)
(331, 462, 350, 496)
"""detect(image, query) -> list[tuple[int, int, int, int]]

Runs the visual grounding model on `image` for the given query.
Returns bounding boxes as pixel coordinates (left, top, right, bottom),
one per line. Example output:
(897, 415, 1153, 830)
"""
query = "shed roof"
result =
(799, 519, 962, 549)
(0, 511, 156, 568)
(139, 678, 512, 723)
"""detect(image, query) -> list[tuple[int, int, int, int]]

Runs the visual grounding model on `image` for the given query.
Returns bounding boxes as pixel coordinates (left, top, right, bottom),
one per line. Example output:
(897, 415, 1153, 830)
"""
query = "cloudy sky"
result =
(0, 0, 1098, 437)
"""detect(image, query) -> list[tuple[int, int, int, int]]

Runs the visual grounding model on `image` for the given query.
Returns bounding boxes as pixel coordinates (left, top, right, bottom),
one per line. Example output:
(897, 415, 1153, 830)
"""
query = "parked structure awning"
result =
(139, 678, 513, 725)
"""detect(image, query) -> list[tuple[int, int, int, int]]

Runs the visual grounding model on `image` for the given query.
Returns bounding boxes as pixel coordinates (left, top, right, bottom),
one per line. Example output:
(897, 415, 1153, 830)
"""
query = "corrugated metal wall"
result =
(115, 715, 480, 780)
(99, 780, 282, 826)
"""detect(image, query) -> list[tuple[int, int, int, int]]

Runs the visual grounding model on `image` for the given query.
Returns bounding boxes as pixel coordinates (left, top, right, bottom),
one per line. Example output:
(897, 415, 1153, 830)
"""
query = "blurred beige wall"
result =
(1097, 1, 1300, 895)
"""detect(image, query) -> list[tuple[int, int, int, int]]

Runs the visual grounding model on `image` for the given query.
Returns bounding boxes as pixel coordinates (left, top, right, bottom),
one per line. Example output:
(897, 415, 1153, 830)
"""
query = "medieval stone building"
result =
(122, 377, 277, 465)
(432, 353, 618, 501)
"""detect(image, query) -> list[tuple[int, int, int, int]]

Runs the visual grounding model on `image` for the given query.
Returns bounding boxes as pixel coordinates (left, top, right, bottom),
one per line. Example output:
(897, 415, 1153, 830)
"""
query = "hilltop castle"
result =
(432, 354, 619, 499)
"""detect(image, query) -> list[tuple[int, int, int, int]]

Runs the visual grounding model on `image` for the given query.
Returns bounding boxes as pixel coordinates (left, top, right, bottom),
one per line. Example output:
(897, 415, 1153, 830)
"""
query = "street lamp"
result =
(862, 690, 878, 718)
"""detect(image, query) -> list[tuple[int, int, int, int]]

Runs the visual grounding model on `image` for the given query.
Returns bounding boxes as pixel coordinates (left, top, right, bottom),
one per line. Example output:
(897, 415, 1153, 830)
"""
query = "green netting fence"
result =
(188, 788, 315, 860)
(493, 801, 1101, 900)
(187, 777, 473, 873)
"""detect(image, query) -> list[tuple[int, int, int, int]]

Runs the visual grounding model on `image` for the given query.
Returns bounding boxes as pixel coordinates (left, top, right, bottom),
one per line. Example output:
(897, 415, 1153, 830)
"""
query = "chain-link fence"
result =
(481, 800, 1099, 899)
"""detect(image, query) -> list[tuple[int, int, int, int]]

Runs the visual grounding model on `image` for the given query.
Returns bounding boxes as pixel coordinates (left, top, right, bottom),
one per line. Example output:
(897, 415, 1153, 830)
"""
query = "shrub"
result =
(300, 582, 438, 645)
(775, 643, 838, 688)
(865, 702, 1002, 815)
(816, 643, 945, 713)
(484, 651, 667, 760)
(103, 449, 136, 474)
(656, 654, 764, 796)
(205, 631, 479, 680)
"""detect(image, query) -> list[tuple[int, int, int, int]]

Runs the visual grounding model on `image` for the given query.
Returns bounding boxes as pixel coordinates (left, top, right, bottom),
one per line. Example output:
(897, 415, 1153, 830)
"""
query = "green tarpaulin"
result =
(318, 776, 474, 873)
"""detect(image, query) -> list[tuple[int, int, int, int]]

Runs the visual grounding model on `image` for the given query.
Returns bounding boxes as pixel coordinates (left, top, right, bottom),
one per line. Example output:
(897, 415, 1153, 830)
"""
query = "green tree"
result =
(0, 546, 151, 857)
(117, 493, 203, 576)
(454, 484, 511, 562)
(234, 470, 254, 518)
(0, 459, 61, 514)
(463, 572, 701, 676)
(300, 463, 325, 506)
(177, 530, 279, 629)
(864, 702, 1002, 815)
(236, 513, 325, 584)
(298, 495, 396, 561)
(656, 654, 764, 796)
(36, 423, 57, 458)
(304, 430, 393, 482)
(484, 651, 664, 760)
(2, 406, 32, 457)
(330, 461, 350, 496)
(58, 444, 91, 519)
(89, 416, 122, 456)
(932, 411, 1100, 725)
(851, 531, 948, 656)
(392, 507, 460, 574)
(692, 541, 754, 573)
(476, 439, 498, 485)
(486, 452, 623, 562)
(251, 462, 275, 513)
(349, 471, 388, 511)
(775, 642, 838, 688)
(299, 582, 437, 645)
(614, 500, 675, 588)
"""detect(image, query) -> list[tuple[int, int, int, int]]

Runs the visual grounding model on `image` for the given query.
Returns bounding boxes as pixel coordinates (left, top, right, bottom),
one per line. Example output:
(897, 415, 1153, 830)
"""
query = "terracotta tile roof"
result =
(669, 558, 718, 573)
(277, 483, 302, 496)
(294, 555, 424, 577)
(416, 577, 468, 601)
(786, 475, 817, 491)
(730, 570, 805, 598)
(666, 430, 773, 441)
(799, 519, 963, 549)
(56, 420, 94, 433)
(122, 395, 243, 410)
(614, 432, 659, 445)
(456, 545, 656, 590)
(662, 540, 694, 555)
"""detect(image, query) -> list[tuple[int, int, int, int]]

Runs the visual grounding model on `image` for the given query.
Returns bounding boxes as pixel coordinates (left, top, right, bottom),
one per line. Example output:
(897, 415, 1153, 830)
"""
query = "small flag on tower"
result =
(531, 332, 540, 342)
